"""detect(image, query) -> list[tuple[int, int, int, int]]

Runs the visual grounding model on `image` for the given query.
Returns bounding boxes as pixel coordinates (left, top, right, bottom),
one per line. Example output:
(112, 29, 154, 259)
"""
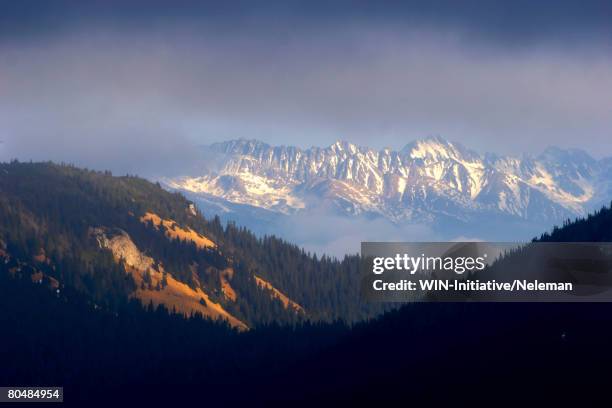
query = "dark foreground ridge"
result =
(2, 161, 612, 405)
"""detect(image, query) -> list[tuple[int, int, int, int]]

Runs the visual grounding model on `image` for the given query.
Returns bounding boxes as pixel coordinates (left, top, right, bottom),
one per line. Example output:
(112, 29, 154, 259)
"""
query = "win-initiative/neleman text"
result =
(373, 279, 572, 292)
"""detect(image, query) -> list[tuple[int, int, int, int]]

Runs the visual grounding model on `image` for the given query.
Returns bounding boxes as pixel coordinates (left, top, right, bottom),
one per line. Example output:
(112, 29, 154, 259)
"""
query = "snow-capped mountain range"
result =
(164, 137, 612, 243)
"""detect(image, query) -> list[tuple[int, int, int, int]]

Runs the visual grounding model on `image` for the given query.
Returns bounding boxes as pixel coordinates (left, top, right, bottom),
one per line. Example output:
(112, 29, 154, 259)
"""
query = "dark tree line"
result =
(537, 201, 612, 242)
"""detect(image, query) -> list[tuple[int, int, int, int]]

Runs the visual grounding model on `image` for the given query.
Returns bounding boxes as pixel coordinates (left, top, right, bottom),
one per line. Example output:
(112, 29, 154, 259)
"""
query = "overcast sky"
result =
(1, 1, 611, 176)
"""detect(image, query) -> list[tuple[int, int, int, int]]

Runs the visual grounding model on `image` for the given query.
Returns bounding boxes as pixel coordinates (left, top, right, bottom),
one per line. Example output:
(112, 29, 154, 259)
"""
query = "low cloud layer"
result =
(281, 214, 436, 258)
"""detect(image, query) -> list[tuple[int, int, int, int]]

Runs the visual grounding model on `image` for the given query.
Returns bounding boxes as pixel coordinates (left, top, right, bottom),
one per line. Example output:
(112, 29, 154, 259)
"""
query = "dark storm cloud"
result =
(2, 0, 612, 43)
(1, 0, 611, 175)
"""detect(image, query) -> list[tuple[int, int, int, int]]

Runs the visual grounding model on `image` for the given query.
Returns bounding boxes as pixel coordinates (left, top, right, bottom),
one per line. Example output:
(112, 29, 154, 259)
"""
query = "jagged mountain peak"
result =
(210, 138, 272, 155)
(400, 136, 479, 162)
(540, 145, 593, 159)
(401, 134, 449, 150)
(329, 139, 360, 154)
(169, 137, 611, 239)
(538, 146, 597, 171)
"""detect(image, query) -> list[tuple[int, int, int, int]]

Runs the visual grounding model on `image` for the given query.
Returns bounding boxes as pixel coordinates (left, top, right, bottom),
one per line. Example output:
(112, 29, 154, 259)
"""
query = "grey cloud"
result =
(1, 17, 611, 176)
(3, 1, 612, 46)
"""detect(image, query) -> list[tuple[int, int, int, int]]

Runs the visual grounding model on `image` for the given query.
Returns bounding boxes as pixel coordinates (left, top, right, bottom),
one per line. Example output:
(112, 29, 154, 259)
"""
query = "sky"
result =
(1, 0, 611, 177)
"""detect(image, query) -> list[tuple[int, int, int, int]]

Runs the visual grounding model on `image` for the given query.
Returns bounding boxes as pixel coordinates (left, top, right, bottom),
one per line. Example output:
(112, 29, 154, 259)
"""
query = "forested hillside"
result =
(3, 196, 612, 404)
(0, 161, 388, 327)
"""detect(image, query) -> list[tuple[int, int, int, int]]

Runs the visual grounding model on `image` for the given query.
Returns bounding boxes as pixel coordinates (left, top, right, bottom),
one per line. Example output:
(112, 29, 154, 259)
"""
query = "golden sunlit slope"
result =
(255, 275, 305, 314)
(139, 212, 238, 302)
(220, 268, 237, 302)
(140, 212, 216, 249)
(134, 270, 247, 331)
(91, 227, 247, 330)
(140, 212, 299, 311)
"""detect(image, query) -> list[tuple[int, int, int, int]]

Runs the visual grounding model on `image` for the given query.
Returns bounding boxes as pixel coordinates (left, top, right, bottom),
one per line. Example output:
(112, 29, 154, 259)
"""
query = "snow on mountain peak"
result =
(166, 137, 611, 229)
(330, 140, 358, 154)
